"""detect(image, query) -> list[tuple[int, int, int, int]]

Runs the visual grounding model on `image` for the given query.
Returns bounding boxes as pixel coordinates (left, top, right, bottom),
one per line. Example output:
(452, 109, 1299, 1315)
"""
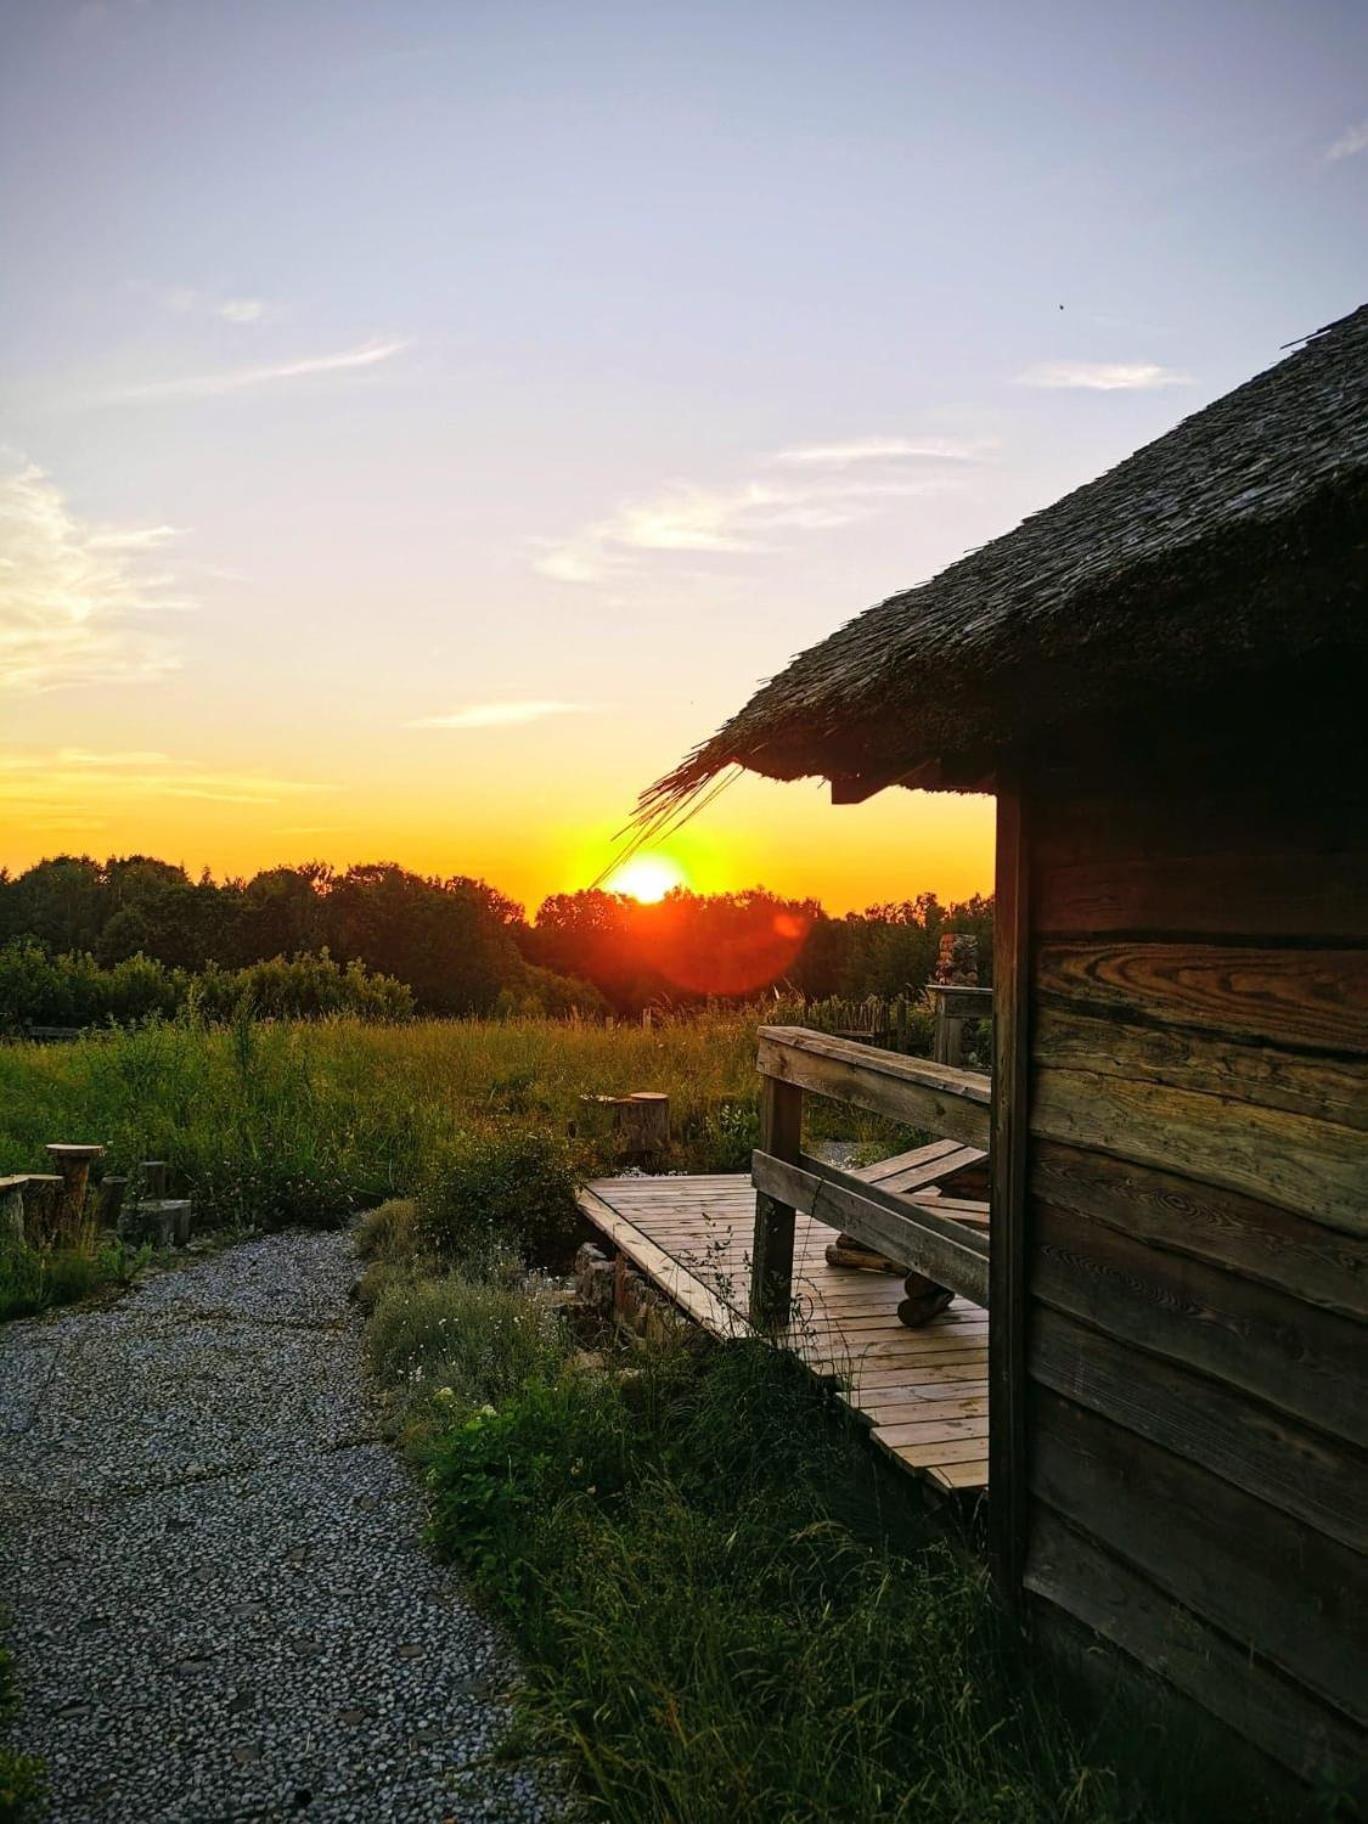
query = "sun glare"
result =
(605, 855, 686, 903)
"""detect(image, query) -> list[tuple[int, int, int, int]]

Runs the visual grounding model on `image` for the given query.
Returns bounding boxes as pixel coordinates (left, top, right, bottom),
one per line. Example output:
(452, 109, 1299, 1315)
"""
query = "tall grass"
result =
(0, 1010, 911, 1231)
(365, 1247, 1138, 1824)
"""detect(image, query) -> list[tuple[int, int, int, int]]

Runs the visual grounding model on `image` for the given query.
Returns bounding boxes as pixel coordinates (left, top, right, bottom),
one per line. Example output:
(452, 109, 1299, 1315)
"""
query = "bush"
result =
(355, 1197, 419, 1262)
(0, 939, 412, 1033)
(367, 1272, 570, 1433)
(417, 1129, 582, 1269)
(0, 1239, 145, 1324)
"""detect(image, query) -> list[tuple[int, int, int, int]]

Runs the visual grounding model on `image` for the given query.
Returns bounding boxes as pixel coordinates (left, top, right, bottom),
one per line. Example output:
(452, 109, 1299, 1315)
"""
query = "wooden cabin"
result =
(637, 307, 1368, 1787)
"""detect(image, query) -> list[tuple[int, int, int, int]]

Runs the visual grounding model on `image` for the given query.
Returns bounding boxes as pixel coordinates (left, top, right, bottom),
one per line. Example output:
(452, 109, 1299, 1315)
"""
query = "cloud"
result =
(534, 465, 961, 585)
(0, 747, 329, 817)
(1015, 361, 1193, 391)
(102, 338, 411, 403)
(1327, 120, 1368, 161)
(771, 435, 987, 467)
(0, 462, 186, 692)
(137, 283, 269, 325)
(408, 701, 591, 729)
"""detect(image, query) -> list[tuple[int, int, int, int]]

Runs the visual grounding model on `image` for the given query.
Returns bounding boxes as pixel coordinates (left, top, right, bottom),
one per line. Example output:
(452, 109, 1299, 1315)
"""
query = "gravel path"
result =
(0, 1232, 573, 1822)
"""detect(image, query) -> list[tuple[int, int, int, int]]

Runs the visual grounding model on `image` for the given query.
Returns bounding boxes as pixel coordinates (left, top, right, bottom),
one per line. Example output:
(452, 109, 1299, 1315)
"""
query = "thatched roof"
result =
(641, 304, 1368, 818)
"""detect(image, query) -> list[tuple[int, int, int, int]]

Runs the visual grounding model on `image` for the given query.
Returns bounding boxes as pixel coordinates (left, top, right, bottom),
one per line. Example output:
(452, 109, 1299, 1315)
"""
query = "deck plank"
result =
(578, 1171, 989, 1499)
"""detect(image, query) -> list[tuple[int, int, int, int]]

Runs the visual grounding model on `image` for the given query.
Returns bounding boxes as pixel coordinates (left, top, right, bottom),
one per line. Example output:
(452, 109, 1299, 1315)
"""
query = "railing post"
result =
(750, 1074, 803, 1328)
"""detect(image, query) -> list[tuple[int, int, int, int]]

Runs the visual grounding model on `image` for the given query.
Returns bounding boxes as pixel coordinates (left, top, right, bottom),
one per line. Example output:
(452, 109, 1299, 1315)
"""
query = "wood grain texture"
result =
(1031, 1200, 1366, 1447)
(1029, 1308, 1366, 1550)
(1034, 851, 1368, 940)
(1030, 1139, 1368, 1319)
(1031, 1062, 1367, 1232)
(750, 1074, 802, 1327)
(1036, 939, 1368, 1054)
(756, 1026, 991, 1148)
(1030, 1386, 1366, 1722)
(751, 1148, 989, 1304)
(1025, 1512, 1366, 1785)
(990, 779, 1031, 1599)
(1034, 1003, 1368, 1130)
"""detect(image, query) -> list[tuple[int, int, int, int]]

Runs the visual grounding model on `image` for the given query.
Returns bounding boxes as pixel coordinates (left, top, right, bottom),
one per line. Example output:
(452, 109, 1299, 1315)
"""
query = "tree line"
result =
(0, 855, 992, 1025)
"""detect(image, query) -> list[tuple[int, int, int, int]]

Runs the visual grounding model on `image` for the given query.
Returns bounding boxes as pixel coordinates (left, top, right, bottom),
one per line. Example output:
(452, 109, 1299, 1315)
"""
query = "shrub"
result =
(0, 1239, 145, 1324)
(367, 1272, 570, 1429)
(355, 1197, 419, 1262)
(417, 1128, 582, 1269)
(0, 940, 411, 1033)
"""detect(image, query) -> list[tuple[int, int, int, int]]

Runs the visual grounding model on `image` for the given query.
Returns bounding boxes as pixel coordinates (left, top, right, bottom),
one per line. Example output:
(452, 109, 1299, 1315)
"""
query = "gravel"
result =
(0, 1231, 575, 1822)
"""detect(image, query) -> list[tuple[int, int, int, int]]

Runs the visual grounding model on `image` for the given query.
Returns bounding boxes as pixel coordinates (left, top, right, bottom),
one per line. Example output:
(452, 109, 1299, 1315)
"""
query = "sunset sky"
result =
(3, 1, 1365, 913)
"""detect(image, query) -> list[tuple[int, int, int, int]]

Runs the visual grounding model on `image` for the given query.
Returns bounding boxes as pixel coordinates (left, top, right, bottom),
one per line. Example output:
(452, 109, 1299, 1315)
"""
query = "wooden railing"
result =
(749, 1025, 992, 1326)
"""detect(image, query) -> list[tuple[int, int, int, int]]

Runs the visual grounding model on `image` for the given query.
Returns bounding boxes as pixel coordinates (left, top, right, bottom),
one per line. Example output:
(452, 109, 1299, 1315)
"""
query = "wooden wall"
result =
(1014, 771, 1367, 1785)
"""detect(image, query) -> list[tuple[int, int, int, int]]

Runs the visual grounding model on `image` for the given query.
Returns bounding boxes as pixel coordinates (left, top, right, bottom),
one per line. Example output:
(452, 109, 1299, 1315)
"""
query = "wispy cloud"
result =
(534, 438, 978, 586)
(0, 748, 330, 818)
(102, 338, 411, 403)
(1015, 361, 1193, 391)
(136, 283, 270, 325)
(1327, 120, 1368, 162)
(0, 462, 187, 692)
(772, 434, 988, 468)
(408, 701, 592, 730)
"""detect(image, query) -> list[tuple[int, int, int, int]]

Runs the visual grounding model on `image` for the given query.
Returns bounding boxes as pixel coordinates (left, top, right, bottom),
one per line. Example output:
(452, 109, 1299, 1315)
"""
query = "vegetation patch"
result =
(361, 1187, 1168, 1824)
(0, 1237, 145, 1324)
(0, 1639, 43, 1822)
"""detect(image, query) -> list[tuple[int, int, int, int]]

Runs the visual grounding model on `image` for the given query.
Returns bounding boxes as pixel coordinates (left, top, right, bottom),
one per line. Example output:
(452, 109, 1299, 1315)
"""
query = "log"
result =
(44, 1143, 105, 1243)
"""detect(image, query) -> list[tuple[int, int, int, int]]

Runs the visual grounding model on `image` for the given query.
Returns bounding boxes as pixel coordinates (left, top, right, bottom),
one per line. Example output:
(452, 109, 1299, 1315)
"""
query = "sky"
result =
(2, 0, 1365, 915)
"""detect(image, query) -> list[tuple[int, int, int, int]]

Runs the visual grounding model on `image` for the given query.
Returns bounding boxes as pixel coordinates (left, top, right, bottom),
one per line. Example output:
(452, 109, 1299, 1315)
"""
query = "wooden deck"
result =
(578, 1171, 989, 1496)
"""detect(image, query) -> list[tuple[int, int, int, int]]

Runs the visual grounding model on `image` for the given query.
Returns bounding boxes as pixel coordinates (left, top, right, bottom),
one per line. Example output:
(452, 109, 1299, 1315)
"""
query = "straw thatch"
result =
(640, 304, 1368, 819)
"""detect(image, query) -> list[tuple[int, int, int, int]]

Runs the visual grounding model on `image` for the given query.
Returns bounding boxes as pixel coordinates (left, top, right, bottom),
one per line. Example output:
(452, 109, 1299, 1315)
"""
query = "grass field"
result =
(0, 1009, 918, 1235)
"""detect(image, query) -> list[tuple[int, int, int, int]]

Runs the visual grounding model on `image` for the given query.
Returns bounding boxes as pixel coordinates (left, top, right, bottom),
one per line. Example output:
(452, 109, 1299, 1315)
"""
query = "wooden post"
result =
(749, 1074, 802, 1328)
(989, 779, 1031, 1602)
(931, 988, 964, 1066)
(44, 1144, 105, 1246)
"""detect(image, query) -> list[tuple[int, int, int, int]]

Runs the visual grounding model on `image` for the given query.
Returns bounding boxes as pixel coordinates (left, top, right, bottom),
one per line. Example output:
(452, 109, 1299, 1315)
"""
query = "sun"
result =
(605, 855, 686, 903)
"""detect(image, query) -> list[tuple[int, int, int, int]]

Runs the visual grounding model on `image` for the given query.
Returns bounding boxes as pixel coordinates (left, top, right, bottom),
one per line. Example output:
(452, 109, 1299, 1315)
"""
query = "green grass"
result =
(0, 1639, 43, 1822)
(366, 1257, 1135, 1824)
(0, 1237, 146, 1323)
(0, 1011, 915, 1235)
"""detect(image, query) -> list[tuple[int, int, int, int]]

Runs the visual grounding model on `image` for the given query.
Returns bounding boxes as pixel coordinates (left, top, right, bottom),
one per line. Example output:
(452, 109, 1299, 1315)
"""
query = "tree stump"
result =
(44, 1144, 105, 1246)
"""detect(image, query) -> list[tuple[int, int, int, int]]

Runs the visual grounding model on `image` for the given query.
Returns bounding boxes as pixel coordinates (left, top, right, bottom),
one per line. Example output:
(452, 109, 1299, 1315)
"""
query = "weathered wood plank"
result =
(873, 1414, 988, 1448)
(1030, 1140, 1367, 1320)
(756, 1026, 991, 1148)
(1032, 1200, 1366, 1446)
(576, 1187, 745, 1338)
(1036, 940, 1368, 1055)
(990, 778, 1032, 1598)
(1030, 1308, 1366, 1550)
(1031, 1388, 1366, 1723)
(1031, 1063, 1367, 1232)
(1026, 1506, 1366, 1783)
(1034, 851, 1368, 941)
(1034, 1003, 1368, 1131)
(857, 1139, 986, 1192)
(750, 1075, 802, 1327)
(752, 1149, 989, 1305)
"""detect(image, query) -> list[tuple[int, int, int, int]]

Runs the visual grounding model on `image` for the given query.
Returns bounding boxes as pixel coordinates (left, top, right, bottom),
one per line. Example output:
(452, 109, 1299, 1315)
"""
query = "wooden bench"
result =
(749, 1026, 992, 1326)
